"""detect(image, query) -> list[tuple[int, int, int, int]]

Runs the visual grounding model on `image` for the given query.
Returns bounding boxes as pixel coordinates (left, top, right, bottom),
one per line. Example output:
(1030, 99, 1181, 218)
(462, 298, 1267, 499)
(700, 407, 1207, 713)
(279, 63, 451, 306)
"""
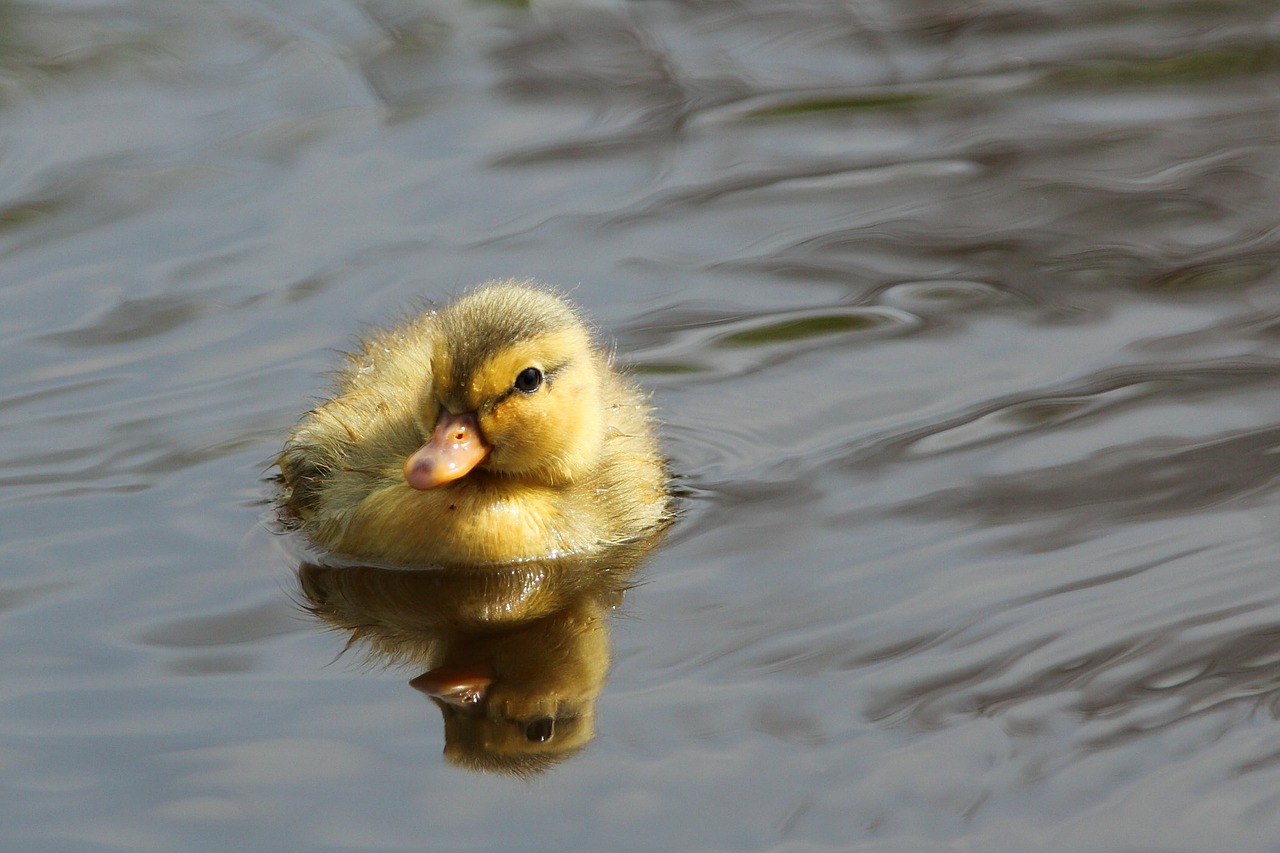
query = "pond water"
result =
(3, 0, 1280, 849)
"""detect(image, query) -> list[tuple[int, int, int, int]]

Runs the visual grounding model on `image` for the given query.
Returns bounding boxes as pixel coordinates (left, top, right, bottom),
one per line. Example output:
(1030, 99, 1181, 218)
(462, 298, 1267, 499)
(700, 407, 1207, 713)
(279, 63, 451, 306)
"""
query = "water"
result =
(2, 0, 1280, 849)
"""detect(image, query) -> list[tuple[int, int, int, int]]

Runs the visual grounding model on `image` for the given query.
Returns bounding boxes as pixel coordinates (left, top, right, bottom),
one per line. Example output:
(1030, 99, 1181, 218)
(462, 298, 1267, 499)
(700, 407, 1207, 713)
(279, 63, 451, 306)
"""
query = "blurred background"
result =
(2, 0, 1280, 849)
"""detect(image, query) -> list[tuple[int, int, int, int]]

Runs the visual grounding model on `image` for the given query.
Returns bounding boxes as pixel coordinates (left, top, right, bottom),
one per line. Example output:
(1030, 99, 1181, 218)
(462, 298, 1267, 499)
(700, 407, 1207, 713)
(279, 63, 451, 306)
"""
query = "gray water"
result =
(3, 0, 1280, 849)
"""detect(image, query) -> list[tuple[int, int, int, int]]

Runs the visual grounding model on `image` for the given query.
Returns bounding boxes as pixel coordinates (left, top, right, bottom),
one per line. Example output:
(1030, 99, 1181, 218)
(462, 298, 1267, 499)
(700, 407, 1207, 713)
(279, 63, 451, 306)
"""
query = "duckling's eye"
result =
(513, 367, 543, 393)
(524, 717, 555, 742)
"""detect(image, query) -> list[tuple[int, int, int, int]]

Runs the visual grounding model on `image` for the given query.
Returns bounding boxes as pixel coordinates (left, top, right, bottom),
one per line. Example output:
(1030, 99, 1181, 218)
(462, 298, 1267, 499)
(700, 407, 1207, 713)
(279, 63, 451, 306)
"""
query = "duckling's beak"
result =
(410, 664, 494, 709)
(404, 412, 490, 490)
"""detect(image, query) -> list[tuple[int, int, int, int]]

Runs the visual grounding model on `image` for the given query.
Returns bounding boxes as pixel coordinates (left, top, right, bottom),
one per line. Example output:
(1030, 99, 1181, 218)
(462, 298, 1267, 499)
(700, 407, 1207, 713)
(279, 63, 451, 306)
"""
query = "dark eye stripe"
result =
(490, 361, 568, 408)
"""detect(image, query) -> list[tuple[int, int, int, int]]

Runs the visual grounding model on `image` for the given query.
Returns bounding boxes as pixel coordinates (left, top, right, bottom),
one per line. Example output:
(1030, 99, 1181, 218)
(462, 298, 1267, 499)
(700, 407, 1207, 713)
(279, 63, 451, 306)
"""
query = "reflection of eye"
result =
(524, 717, 555, 742)
(513, 367, 543, 393)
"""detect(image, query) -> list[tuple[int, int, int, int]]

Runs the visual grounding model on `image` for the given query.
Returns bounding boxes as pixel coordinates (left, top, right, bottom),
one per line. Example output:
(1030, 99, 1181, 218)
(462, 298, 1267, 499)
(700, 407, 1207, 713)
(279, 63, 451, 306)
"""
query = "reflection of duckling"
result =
(410, 596, 612, 775)
(298, 545, 652, 775)
(277, 280, 671, 567)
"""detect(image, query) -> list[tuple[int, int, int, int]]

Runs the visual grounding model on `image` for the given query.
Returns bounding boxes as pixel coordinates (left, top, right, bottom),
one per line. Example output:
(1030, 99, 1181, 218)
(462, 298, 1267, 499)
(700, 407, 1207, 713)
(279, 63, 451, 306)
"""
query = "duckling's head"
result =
(404, 282, 606, 489)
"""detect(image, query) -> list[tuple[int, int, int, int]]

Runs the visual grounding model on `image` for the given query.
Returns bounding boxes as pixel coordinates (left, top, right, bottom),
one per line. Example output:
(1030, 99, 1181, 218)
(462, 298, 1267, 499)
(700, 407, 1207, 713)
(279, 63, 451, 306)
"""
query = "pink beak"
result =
(410, 665, 494, 708)
(403, 411, 490, 490)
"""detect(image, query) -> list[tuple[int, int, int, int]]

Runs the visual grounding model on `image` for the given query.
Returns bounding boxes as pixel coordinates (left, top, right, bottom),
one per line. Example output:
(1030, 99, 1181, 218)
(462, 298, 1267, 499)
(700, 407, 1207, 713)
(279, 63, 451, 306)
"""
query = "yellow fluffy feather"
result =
(277, 280, 672, 567)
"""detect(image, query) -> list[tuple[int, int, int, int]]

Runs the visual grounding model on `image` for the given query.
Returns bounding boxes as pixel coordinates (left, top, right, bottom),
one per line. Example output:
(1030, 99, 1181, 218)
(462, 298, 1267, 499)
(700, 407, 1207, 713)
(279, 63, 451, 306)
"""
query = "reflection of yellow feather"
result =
(277, 280, 672, 567)
(297, 538, 659, 775)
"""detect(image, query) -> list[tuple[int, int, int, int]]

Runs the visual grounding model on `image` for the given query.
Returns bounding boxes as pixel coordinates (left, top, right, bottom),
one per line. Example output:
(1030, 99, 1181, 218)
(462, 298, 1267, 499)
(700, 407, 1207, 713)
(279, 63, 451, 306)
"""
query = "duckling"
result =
(277, 280, 671, 567)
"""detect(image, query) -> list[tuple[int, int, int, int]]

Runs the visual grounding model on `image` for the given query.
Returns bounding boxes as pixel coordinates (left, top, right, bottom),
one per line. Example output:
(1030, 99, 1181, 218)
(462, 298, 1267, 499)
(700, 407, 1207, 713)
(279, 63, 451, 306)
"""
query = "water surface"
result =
(3, 0, 1280, 849)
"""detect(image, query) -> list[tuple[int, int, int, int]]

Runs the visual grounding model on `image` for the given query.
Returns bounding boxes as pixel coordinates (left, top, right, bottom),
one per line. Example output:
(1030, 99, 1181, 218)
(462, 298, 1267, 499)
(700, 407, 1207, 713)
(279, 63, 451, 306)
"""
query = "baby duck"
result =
(277, 280, 672, 567)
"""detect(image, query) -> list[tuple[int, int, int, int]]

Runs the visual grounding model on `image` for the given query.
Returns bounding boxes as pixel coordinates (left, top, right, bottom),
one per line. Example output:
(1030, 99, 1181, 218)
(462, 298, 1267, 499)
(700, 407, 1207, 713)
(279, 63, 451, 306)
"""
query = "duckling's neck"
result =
(346, 473, 603, 566)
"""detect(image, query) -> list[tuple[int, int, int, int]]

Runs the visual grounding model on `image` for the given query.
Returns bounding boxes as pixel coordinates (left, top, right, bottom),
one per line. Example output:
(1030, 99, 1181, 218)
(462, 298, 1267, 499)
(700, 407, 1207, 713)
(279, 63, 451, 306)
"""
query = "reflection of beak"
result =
(403, 412, 490, 490)
(410, 665, 495, 709)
